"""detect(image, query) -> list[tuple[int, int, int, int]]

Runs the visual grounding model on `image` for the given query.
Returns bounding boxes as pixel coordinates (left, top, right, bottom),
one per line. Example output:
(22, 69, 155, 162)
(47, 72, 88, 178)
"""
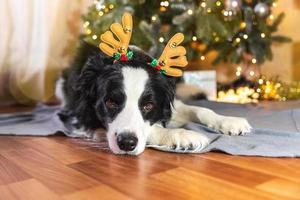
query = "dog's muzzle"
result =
(116, 132, 138, 152)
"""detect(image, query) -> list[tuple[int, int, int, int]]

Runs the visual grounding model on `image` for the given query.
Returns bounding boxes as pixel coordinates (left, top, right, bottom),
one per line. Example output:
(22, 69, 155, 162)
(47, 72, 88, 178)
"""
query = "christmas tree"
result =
(81, 0, 290, 66)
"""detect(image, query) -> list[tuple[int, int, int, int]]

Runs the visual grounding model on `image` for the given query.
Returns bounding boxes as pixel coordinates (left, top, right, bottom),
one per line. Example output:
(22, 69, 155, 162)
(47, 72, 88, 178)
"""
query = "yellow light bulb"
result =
(92, 35, 97, 40)
(86, 29, 92, 35)
(200, 55, 206, 61)
(83, 21, 90, 28)
(187, 9, 193, 15)
(192, 36, 197, 41)
(201, 2, 207, 8)
(108, 4, 114, 9)
(159, 37, 164, 43)
(240, 22, 247, 29)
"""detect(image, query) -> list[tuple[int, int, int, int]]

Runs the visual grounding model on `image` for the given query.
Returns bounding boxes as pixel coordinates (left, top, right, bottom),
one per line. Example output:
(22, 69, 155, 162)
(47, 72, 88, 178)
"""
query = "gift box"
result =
(183, 70, 216, 100)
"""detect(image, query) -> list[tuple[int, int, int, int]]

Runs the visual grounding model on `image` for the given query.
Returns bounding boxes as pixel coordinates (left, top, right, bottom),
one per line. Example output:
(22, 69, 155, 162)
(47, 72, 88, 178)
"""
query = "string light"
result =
(240, 22, 247, 29)
(192, 36, 197, 41)
(187, 9, 193, 15)
(160, 1, 169, 12)
(201, 2, 207, 8)
(223, 10, 229, 16)
(216, 1, 222, 7)
(217, 87, 259, 104)
(160, 1, 169, 7)
(83, 21, 90, 28)
(269, 14, 274, 20)
(92, 35, 98, 40)
(108, 4, 114, 9)
(95, 2, 103, 10)
(200, 55, 206, 61)
(151, 16, 157, 21)
(261, 33, 266, 38)
(272, 2, 278, 7)
(98, 11, 104, 16)
(86, 29, 92, 35)
(243, 34, 248, 39)
(231, 0, 239, 8)
(160, 7, 167, 12)
(159, 37, 164, 43)
(249, 71, 255, 76)
(236, 71, 241, 76)
(235, 37, 241, 43)
(207, 8, 212, 13)
(219, 76, 300, 103)
(251, 58, 257, 64)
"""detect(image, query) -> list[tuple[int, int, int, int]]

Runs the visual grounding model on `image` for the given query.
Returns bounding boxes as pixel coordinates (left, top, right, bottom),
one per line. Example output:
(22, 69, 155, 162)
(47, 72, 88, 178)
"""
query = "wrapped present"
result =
(183, 70, 216, 100)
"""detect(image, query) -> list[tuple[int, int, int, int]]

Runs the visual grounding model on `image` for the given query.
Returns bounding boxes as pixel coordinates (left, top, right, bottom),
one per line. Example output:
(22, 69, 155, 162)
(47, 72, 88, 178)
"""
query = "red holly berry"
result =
(120, 54, 128, 61)
(155, 65, 161, 70)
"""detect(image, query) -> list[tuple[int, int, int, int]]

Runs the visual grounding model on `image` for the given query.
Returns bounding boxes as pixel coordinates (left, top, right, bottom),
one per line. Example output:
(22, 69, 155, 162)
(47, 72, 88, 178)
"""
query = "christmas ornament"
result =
(254, 3, 270, 18)
(225, 0, 242, 12)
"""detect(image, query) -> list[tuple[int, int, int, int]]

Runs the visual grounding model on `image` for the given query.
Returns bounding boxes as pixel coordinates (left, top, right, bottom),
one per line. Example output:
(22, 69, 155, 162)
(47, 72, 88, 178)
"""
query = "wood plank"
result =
(0, 179, 61, 200)
(20, 137, 98, 165)
(142, 150, 275, 187)
(0, 136, 29, 153)
(256, 178, 300, 199)
(1, 149, 99, 195)
(63, 185, 133, 200)
(150, 167, 287, 200)
(200, 153, 300, 183)
(0, 155, 31, 185)
(69, 155, 177, 199)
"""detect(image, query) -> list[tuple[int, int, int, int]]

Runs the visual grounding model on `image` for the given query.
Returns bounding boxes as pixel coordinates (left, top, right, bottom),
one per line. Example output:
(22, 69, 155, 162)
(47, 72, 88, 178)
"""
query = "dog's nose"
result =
(117, 133, 138, 151)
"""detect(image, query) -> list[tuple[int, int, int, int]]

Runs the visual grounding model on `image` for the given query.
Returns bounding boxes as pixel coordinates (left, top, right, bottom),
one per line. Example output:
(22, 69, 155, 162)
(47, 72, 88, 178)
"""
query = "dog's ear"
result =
(72, 57, 109, 130)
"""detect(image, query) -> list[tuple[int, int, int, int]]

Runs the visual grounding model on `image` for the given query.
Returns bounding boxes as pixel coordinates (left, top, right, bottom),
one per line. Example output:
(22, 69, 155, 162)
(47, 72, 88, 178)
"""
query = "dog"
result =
(55, 41, 252, 155)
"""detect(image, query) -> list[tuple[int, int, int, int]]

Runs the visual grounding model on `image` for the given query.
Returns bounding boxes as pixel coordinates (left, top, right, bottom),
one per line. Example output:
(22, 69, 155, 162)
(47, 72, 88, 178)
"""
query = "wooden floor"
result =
(0, 136, 299, 200)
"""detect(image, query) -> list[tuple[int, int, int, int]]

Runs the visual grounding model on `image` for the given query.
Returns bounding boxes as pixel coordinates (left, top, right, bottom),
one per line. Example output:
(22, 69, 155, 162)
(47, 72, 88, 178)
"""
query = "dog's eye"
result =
(105, 99, 118, 109)
(142, 103, 154, 113)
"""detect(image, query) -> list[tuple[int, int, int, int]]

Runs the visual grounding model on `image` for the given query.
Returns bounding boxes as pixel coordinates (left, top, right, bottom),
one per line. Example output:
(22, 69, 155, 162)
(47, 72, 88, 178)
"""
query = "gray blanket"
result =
(1, 101, 300, 157)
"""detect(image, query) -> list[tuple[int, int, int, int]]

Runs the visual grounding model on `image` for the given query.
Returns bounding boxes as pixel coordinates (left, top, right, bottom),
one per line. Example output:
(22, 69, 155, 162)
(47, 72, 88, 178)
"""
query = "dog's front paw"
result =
(166, 129, 209, 151)
(210, 117, 252, 136)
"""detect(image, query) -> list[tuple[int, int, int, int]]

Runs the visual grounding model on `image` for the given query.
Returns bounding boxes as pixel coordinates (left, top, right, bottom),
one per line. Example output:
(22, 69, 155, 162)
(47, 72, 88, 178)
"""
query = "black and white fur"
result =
(56, 42, 251, 155)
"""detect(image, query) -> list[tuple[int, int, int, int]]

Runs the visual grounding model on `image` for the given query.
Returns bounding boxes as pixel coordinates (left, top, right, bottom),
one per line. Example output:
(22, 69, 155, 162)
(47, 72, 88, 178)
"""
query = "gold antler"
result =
(99, 12, 133, 57)
(157, 33, 188, 77)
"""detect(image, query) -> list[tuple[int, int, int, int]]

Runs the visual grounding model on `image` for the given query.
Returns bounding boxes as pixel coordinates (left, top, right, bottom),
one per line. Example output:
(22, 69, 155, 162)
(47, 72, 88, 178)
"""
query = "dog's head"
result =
(74, 48, 176, 155)
(71, 13, 188, 155)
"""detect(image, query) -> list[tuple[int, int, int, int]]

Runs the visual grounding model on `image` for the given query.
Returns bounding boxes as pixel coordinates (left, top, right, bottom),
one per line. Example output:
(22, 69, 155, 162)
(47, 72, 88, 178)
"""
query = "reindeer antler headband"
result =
(99, 13, 188, 77)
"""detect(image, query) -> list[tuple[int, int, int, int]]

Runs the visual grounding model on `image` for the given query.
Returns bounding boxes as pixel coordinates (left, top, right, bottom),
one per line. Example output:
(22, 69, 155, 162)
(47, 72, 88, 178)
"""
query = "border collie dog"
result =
(56, 42, 251, 155)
